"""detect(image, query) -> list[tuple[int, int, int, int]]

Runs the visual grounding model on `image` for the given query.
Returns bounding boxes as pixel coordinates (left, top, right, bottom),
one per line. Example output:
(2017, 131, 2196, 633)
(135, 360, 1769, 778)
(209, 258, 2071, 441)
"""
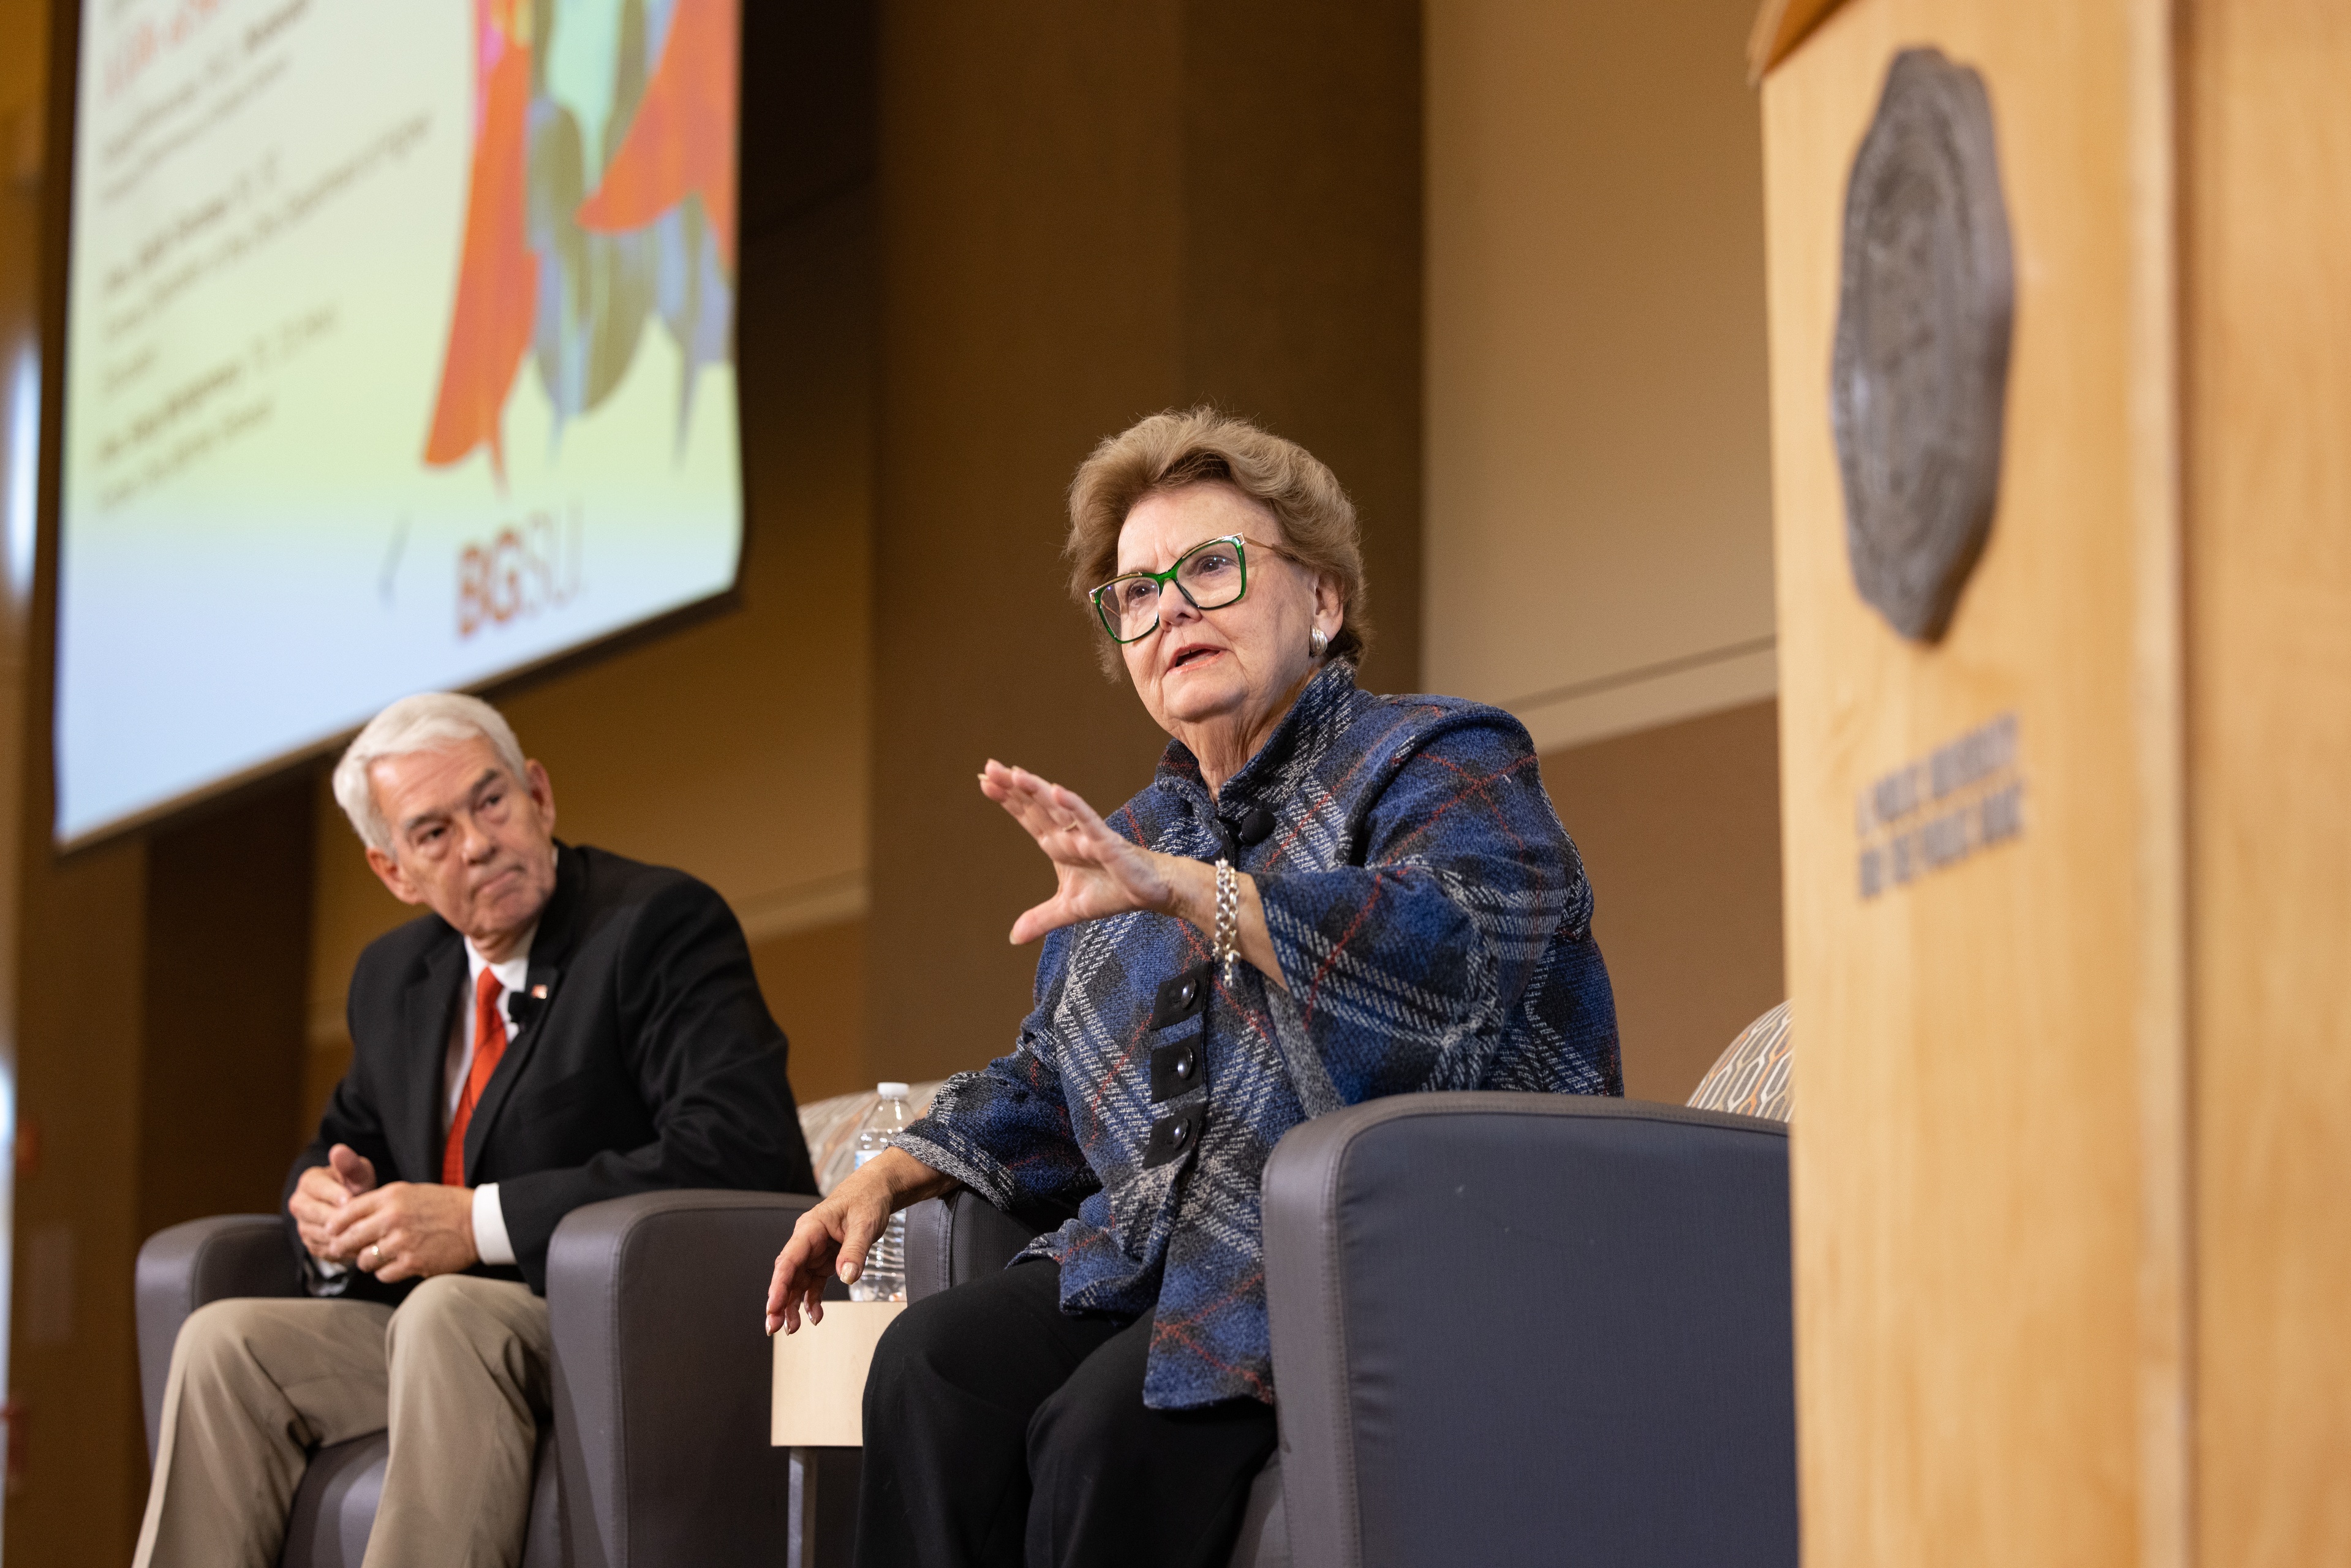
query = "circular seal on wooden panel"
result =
(1830, 47, 2015, 643)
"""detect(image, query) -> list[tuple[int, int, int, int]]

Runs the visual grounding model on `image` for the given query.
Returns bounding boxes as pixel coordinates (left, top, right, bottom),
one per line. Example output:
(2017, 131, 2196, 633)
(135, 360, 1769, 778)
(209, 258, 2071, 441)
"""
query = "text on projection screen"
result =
(57, 0, 742, 843)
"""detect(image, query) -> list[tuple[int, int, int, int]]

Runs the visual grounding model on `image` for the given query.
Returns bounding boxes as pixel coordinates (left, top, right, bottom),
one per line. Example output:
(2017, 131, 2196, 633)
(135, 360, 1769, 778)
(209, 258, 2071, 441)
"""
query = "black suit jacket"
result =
(284, 843, 817, 1296)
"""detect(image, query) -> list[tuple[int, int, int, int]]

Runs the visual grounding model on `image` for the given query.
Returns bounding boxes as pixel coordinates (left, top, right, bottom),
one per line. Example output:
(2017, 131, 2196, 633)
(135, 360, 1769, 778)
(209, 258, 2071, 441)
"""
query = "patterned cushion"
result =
(1686, 1001, 1792, 1123)
(798, 1082, 945, 1194)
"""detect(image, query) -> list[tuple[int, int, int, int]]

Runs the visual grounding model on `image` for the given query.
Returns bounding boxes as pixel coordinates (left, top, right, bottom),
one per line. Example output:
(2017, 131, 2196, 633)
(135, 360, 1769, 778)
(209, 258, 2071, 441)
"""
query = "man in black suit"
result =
(132, 693, 816, 1568)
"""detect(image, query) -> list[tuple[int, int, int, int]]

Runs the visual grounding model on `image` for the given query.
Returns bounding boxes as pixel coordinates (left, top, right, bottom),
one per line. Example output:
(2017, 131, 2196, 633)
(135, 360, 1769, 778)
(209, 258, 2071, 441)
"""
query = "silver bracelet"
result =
(1213, 858, 1240, 983)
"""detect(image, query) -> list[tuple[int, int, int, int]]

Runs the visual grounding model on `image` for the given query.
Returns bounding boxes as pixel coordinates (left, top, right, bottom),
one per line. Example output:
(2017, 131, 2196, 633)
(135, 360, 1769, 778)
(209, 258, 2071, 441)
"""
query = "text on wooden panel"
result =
(1856, 712, 2023, 899)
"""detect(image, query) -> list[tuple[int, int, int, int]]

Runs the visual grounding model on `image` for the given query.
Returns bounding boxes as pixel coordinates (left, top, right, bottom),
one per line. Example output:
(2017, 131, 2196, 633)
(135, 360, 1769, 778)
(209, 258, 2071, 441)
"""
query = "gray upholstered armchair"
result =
(904, 1093, 1797, 1568)
(135, 1189, 816, 1568)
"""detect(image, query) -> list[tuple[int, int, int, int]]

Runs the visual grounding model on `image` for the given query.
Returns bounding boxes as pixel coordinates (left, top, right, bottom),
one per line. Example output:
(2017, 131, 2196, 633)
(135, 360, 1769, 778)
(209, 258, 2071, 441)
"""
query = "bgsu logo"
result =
(458, 508, 583, 637)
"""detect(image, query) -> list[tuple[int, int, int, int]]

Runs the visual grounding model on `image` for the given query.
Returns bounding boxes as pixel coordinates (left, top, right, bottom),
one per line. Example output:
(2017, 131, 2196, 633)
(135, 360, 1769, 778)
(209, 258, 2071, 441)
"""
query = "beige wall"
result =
(1424, 0, 1776, 754)
(1424, 0, 1784, 1102)
(1542, 699, 1783, 1103)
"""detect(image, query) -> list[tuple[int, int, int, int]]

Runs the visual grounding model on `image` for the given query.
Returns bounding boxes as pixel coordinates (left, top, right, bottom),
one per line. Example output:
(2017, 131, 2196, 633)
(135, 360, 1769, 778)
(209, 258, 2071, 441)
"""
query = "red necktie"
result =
(443, 966, 510, 1186)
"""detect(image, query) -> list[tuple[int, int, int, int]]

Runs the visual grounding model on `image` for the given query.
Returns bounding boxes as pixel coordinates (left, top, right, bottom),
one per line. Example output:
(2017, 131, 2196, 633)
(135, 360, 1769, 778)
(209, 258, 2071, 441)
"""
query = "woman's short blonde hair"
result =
(1066, 408, 1370, 678)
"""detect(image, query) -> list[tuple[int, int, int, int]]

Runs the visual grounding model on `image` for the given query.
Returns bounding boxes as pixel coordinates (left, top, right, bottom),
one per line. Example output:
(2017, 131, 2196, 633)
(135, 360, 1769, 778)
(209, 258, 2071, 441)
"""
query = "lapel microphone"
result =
(507, 984, 551, 1030)
(1217, 806, 1277, 860)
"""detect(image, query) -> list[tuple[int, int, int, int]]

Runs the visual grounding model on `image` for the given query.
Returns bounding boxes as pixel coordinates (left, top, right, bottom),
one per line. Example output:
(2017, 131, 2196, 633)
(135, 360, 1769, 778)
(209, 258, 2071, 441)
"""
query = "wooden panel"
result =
(750, 918, 870, 1105)
(1760, 2, 2180, 1564)
(140, 778, 315, 1238)
(2184, 1, 2351, 1560)
(869, 1, 1423, 1084)
(1748, 0, 1855, 83)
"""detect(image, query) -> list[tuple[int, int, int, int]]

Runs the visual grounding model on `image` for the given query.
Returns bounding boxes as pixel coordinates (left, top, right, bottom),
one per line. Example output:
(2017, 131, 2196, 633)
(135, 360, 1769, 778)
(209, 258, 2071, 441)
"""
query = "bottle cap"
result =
(877, 1081, 911, 1099)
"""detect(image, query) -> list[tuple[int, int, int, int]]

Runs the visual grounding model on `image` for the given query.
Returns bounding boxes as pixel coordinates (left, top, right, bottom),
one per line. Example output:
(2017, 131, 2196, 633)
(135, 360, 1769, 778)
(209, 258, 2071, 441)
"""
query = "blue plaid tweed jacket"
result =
(894, 660, 1621, 1409)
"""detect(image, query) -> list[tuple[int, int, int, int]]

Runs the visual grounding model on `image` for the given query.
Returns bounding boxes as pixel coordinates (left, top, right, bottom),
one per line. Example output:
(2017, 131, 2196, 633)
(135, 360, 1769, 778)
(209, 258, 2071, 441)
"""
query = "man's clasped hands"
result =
(287, 1142, 483, 1283)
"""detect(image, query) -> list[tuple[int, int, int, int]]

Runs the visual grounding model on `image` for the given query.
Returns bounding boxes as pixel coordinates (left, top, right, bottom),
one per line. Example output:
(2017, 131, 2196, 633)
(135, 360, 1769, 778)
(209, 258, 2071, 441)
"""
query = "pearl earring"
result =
(1310, 627, 1329, 658)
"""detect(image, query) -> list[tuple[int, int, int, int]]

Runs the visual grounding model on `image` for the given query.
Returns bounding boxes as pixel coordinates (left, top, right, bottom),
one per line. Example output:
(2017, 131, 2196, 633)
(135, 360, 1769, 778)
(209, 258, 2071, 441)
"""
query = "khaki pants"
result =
(132, 1273, 553, 1568)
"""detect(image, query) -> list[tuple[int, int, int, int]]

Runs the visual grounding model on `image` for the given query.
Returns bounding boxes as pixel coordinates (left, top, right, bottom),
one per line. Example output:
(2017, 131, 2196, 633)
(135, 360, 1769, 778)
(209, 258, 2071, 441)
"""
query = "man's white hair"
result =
(332, 693, 528, 853)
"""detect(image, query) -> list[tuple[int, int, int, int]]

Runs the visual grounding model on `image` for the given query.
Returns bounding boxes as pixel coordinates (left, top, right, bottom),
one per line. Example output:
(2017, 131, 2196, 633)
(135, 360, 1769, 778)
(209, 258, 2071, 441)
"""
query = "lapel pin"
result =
(531, 984, 548, 999)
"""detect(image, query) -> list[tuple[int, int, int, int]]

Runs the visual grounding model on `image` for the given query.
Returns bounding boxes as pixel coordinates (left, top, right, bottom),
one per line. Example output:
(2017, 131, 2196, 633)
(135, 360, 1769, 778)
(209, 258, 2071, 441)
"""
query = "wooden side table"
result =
(772, 1302, 906, 1568)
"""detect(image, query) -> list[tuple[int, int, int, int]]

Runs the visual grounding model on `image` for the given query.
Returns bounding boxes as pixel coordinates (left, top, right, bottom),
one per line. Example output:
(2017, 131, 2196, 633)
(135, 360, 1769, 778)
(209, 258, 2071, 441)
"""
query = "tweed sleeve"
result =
(891, 924, 1098, 1211)
(1255, 710, 1591, 1102)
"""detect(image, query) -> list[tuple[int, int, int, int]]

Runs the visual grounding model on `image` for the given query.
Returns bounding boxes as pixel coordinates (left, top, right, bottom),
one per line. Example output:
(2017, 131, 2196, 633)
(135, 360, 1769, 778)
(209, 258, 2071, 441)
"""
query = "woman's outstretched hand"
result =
(764, 1147, 959, 1335)
(765, 1183, 886, 1336)
(980, 761, 1177, 943)
(979, 760, 1288, 987)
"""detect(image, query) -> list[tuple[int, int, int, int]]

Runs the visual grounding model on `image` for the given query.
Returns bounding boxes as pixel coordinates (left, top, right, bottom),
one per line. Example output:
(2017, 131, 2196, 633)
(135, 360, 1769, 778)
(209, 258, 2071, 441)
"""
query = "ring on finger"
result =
(364, 1243, 381, 1271)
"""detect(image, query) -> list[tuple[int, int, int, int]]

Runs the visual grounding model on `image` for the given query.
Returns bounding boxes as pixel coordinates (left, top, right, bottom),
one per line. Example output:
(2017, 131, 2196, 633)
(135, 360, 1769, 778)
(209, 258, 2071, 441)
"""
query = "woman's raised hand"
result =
(981, 761, 1176, 943)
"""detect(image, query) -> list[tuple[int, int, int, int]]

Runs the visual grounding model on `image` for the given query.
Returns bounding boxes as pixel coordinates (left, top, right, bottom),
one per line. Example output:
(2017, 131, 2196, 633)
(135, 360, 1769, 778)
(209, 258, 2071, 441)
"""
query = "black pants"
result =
(856, 1260, 1278, 1568)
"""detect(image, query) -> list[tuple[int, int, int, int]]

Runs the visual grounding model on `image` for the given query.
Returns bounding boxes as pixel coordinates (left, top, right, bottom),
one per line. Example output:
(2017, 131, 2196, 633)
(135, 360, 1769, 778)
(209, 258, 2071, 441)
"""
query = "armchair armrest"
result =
(136, 1215, 301, 1461)
(902, 1189, 1051, 1302)
(544, 1188, 817, 1568)
(1262, 1094, 1795, 1568)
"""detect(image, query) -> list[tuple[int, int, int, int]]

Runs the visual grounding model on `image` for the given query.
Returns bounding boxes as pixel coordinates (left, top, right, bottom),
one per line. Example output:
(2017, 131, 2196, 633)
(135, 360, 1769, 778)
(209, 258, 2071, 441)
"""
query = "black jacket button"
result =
(1144, 1107, 1203, 1164)
(1151, 963, 1213, 1030)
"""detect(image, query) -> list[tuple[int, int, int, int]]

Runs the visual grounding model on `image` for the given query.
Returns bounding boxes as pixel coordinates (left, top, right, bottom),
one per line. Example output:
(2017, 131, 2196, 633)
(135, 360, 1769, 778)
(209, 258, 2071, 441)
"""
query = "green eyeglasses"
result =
(1092, 534, 1281, 644)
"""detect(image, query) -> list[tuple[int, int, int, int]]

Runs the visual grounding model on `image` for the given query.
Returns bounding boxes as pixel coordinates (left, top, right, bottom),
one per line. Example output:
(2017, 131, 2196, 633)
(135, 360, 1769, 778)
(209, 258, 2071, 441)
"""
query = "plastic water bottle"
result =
(848, 1082, 911, 1302)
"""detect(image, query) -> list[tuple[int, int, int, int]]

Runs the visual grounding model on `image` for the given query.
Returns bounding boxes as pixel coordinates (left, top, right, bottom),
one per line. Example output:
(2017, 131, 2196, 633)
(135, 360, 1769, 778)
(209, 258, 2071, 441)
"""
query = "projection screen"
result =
(54, 0, 742, 845)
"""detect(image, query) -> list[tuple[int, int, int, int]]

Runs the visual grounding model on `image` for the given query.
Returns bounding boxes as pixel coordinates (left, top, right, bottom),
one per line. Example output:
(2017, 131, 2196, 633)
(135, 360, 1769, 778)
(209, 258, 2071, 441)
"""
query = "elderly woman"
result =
(765, 409, 1620, 1568)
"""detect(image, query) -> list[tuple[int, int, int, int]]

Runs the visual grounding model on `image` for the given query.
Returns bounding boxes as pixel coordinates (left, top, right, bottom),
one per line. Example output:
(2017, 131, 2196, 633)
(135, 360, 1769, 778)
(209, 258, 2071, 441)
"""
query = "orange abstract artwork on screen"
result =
(423, 0, 739, 486)
(423, 0, 537, 484)
(575, 0, 739, 268)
